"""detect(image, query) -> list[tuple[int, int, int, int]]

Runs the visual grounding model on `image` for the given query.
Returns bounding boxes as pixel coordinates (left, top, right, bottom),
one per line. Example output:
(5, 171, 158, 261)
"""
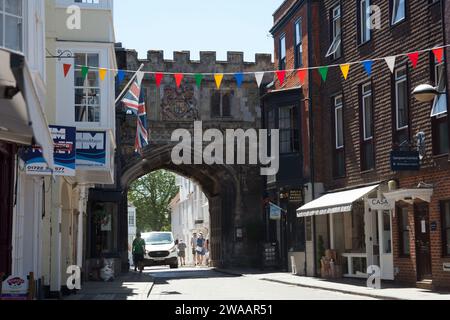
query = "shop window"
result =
(383, 211, 392, 254)
(441, 201, 450, 256)
(326, 5, 341, 60)
(92, 202, 118, 256)
(288, 209, 305, 252)
(398, 206, 410, 257)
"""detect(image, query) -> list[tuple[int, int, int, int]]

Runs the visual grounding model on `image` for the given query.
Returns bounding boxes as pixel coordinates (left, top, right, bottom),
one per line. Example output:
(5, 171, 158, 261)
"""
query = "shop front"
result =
(297, 184, 395, 281)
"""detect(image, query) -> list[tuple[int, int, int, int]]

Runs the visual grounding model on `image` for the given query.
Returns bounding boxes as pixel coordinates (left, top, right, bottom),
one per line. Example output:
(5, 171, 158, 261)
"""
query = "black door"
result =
(0, 142, 15, 277)
(414, 203, 432, 281)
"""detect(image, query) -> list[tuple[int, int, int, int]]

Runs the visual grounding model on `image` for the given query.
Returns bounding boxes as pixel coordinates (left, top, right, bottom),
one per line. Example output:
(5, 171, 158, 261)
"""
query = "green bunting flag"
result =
(195, 73, 204, 88)
(318, 67, 328, 82)
(81, 66, 89, 80)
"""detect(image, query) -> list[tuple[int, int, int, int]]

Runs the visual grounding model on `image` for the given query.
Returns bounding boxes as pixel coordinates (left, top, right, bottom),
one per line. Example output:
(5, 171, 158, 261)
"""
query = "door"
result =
(414, 203, 432, 281)
(378, 210, 394, 280)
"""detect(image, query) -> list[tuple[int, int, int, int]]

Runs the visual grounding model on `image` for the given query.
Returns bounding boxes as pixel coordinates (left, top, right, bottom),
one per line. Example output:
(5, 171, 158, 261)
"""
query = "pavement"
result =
(215, 268, 450, 300)
(63, 270, 154, 300)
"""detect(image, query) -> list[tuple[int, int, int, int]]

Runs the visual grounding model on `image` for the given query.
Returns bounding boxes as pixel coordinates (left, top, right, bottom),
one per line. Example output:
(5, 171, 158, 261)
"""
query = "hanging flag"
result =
(432, 47, 444, 63)
(255, 72, 265, 88)
(384, 56, 397, 74)
(117, 70, 126, 85)
(297, 69, 307, 84)
(214, 74, 224, 89)
(276, 70, 286, 86)
(174, 73, 184, 88)
(195, 73, 204, 88)
(318, 67, 328, 82)
(362, 60, 374, 76)
(99, 68, 107, 81)
(121, 71, 145, 114)
(63, 64, 72, 77)
(340, 64, 350, 80)
(81, 66, 89, 80)
(155, 73, 164, 88)
(134, 89, 149, 155)
(234, 73, 244, 88)
(407, 52, 420, 68)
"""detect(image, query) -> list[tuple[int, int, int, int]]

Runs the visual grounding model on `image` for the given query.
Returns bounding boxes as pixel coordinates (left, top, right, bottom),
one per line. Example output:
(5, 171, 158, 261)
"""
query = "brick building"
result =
(295, 0, 450, 289)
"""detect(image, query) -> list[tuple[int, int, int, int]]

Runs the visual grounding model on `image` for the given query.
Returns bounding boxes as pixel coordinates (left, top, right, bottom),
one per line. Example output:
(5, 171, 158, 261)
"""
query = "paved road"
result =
(145, 267, 377, 300)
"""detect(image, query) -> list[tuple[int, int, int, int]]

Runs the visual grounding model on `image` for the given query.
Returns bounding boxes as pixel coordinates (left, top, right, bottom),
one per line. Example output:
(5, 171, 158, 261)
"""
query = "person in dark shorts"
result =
(132, 232, 146, 273)
(177, 240, 187, 266)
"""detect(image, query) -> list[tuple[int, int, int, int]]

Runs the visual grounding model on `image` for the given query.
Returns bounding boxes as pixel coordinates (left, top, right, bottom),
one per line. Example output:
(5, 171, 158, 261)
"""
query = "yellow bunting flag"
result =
(214, 74, 224, 89)
(99, 68, 107, 81)
(340, 64, 350, 80)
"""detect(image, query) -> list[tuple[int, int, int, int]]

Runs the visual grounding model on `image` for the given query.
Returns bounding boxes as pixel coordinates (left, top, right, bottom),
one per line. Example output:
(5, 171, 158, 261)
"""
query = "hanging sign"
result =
(269, 203, 283, 221)
(23, 126, 76, 176)
(76, 131, 107, 168)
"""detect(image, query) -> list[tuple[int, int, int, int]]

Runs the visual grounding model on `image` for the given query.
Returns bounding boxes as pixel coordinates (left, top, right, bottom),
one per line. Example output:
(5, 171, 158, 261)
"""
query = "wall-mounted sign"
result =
(368, 198, 391, 211)
(289, 190, 303, 203)
(23, 126, 76, 176)
(444, 263, 450, 272)
(431, 221, 438, 232)
(76, 131, 106, 168)
(390, 151, 420, 171)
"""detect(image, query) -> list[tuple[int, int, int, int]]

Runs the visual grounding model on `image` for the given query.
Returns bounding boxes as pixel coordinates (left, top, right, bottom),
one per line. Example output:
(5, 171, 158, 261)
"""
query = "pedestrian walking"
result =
(177, 240, 187, 266)
(132, 232, 146, 273)
(190, 232, 198, 265)
(196, 233, 206, 266)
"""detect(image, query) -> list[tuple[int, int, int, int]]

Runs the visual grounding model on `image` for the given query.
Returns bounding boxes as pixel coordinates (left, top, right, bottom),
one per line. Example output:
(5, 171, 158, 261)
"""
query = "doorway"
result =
(414, 203, 432, 281)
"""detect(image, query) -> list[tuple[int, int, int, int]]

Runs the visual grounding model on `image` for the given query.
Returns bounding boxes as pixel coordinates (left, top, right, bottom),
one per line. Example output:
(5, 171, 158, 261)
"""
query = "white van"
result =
(142, 232, 179, 269)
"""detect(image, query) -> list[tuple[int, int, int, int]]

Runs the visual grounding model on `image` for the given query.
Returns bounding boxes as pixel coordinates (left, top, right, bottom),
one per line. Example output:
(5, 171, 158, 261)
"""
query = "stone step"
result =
(416, 279, 433, 290)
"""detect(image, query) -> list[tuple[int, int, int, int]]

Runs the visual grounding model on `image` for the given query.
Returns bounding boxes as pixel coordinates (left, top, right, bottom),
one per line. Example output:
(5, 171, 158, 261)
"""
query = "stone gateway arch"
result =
(84, 45, 274, 274)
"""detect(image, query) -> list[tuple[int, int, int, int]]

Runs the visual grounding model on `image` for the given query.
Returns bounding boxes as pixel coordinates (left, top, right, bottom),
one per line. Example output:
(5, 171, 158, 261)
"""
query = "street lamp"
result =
(412, 84, 444, 103)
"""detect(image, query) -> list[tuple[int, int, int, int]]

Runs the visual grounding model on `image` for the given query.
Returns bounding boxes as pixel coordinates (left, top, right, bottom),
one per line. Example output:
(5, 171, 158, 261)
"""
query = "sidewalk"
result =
(215, 268, 450, 300)
(63, 271, 154, 300)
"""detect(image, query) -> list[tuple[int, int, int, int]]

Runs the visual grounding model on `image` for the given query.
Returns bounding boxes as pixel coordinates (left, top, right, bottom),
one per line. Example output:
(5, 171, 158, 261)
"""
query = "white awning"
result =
(383, 188, 434, 208)
(297, 184, 379, 218)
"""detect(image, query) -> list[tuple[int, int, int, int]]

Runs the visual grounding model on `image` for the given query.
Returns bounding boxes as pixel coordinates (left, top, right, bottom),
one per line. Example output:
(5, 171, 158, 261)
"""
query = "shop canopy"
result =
(297, 184, 380, 218)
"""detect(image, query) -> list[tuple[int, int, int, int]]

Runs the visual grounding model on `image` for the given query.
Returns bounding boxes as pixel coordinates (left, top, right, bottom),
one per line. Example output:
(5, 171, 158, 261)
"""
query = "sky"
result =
(114, 0, 286, 62)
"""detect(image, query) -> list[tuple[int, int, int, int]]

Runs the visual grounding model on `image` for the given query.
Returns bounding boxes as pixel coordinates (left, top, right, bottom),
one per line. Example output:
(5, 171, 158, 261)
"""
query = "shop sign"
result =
(390, 151, 420, 171)
(0, 276, 29, 300)
(444, 263, 450, 272)
(289, 190, 303, 203)
(76, 131, 107, 168)
(368, 198, 391, 211)
(269, 203, 283, 221)
(23, 126, 76, 176)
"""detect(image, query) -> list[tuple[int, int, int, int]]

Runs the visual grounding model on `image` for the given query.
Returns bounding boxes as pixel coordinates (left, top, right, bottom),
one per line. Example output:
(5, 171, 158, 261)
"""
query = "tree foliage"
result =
(128, 170, 179, 233)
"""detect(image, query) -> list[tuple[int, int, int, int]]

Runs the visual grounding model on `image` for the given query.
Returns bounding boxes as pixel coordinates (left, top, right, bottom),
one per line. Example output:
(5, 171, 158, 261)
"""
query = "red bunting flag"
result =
(276, 70, 286, 86)
(407, 52, 420, 68)
(63, 64, 72, 77)
(155, 73, 164, 87)
(174, 73, 183, 88)
(432, 48, 444, 63)
(297, 69, 307, 84)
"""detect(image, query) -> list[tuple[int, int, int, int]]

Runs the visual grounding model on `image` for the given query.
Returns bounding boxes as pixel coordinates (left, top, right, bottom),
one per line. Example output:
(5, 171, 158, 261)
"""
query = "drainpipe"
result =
(307, 0, 317, 277)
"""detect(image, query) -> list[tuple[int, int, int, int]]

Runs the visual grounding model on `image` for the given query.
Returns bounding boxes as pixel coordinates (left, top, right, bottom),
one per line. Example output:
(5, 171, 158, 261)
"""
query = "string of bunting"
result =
(61, 45, 449, 89)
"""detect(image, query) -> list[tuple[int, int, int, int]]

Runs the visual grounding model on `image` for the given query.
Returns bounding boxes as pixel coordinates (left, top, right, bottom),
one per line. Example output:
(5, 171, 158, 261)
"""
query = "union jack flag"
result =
(121, 72, 148, 154)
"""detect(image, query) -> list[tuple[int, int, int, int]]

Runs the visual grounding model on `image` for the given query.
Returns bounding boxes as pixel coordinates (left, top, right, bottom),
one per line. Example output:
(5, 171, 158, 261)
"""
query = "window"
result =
(294, 19, 303, 68)
(266, 109, 277, 184)
(441, 201, 450, 256)
(279, 35, 286, 70)
(75, 53, 101, 123)
(279, 105, 300, 154)
(326, 5, 341, 60)
(361, 83, 375, 171)
(211, 91, 232, 118)
(0, 0, 23, 52)
(333, 95, 345, 177)
(432, 57, 449, 155)
(391, 0, 406, 25)
(359, 0, 371, 44)
(128, 212, 135, 227)
(394, 67, 409, 146)
(398, 206, 410, 256)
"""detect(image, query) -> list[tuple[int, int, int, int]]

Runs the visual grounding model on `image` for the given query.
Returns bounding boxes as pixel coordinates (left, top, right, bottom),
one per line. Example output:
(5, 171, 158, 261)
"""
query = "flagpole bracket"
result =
(46, 49, 74, 61)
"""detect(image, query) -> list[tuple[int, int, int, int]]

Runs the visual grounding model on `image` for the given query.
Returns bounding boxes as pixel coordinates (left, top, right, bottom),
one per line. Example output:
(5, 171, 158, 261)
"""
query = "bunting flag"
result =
(234, 73, 244, 88)
(362, 60, 374, 76)
(214, 74, 224, 89)
(63, 64, 72, 77)
(195, 73, 204, 88)
(174, 73, 184, 88)
(99, 68, 107, 81)
(433, 47, 444, 63)
(155, 73, 164, 87)
(255, 72, 265, 88)
(384, 56, 397, 74)
(318, 67, 328, 82)
(297, 69, 307, 84)
(117, 70, 126, 85)
(340, 64, 350, 80)
(408, 52, 420, 68)
(81, 66, 89, 80)
(276, 70, 286, 86)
